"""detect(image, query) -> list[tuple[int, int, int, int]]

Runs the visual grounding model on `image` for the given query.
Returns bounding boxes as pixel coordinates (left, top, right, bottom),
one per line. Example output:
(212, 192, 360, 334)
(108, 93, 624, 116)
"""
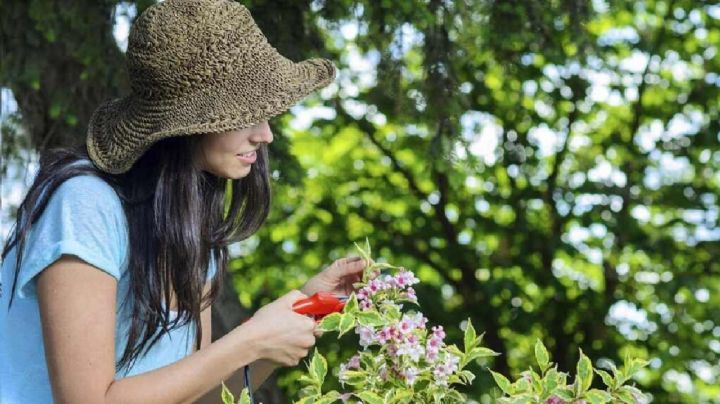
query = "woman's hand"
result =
(243, 290, 317, 366)
(301, 256, 372, 297)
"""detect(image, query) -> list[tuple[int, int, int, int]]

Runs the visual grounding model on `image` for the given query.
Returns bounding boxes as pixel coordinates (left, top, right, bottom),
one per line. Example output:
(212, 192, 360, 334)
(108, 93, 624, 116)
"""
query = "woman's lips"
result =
(237, 150, 257, 164)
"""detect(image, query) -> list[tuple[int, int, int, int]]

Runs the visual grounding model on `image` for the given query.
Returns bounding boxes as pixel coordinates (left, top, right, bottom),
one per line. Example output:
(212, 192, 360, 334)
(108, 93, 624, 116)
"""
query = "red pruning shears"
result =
(292, 292, 348, 320)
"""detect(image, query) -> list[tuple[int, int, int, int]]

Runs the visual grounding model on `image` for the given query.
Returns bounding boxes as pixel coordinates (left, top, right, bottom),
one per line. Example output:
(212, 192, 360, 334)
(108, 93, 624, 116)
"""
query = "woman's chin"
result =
(202, 164, 251, 180)
(229, 164, 252, 180)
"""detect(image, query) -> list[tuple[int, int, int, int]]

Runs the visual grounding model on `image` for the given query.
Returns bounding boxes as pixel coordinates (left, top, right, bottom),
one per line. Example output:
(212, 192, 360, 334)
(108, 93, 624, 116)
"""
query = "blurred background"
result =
(2, 0, 719, 402)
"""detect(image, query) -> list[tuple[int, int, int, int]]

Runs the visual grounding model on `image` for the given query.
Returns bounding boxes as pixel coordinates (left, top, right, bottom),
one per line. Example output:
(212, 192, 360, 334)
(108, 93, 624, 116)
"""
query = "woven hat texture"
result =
(87, 0, 336, 174)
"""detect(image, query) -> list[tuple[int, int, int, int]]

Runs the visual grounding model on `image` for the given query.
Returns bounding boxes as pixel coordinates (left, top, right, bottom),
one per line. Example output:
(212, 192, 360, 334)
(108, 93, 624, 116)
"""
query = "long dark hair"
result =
(1, 134, 271, 372)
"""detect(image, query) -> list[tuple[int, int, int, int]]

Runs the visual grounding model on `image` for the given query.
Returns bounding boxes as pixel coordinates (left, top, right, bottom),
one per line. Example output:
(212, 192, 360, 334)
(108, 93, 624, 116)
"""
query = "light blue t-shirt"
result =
(0, 165, 217, 403)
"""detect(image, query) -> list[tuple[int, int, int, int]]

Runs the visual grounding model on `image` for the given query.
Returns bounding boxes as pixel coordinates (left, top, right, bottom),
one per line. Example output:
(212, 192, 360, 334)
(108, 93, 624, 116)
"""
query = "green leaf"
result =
(595, 369, 615, 389)
(534, 339, 550, 372)
(466, 347, 499, 365)
(340, 370, 367, 386)
(585, 389, 612, 404)
(338, 313, 356, 337)
(298, 385, 321, 398)
(238, 388, 251, 404)
(464, 319, 477, 353)
(316, 390, 341, 404)
(576, 349, 593, 393)
(446, 344, 464, 357)
(490, 370, 513, 395)
(543, 367, 559, 394)
(507, 395, 534, 404)
(356, 310, 384, 327)
(355, 391, 384, 404)
(343, 294, 359, 314)
(389, 389, 414, 404)
(622, 358, 649, 382)
(445, 389, 466, 403)
(380, 302, 402, 320)
(530, 369, 543, 393)
(298, 374, 316, 386)
(554, 387, 575, 400)
(513, 377, 531, 393)
(49, 103, 62, 119)
(458, 369, 476, 384)
(45, 28, 56, 42)
(317, 312, 342, 332)
(614, 389, 636, 404)
(309, 349, 328, 384)
(384, 388, 413, 404)
(615, 386, 644, 403)
(65, 114, 78, 126)
(220, 382, 235, 404)
(354, 239, 371, 262)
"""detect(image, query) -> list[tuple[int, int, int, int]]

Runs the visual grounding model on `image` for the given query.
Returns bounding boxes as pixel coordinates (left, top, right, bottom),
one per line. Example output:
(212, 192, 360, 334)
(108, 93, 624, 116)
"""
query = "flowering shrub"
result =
(294, 240, 498, 403)
(221, 240, 649, 404)
(490, 339, 650, 404)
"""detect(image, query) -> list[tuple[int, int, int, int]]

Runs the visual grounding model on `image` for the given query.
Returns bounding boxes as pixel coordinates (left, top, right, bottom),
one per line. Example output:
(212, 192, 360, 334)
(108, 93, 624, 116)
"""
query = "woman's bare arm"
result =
(195, 281, 281, 403)
(37, 255, 263, 404)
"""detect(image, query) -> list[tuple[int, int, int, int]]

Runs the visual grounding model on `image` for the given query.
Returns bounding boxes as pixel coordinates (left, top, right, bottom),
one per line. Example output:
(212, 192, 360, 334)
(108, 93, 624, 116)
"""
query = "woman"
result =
(0, 1, 364, 403)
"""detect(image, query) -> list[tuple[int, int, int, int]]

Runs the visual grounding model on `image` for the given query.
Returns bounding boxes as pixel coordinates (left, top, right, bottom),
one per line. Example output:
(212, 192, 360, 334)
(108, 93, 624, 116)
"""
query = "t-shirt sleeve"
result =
(15, 175, 128, 299)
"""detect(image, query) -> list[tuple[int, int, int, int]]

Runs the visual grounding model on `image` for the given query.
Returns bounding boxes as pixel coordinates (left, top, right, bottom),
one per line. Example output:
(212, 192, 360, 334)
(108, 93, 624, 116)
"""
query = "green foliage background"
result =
(2, 0, 719, 402)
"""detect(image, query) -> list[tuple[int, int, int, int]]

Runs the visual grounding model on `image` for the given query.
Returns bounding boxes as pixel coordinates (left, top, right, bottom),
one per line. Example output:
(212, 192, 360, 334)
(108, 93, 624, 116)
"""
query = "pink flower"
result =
(356, 326, 375, 348)
(405, 287, 418, 302)
(378, 363, 388, 381)
(395, 270, 420, 287)
(432, 325, 446, 340)
(544, 396, 565, 404)
(383, 274, 396, 288)
(338, 364, 349, 384)
(398, 343, 424, 362)
(347, 355, 360, 369)
(433, 363, 450, 386)
(398, 317, 415, 334)
(445, 354, 460, 373)
(377, 326, 392, 344)
(368, 279, 382, 294)
(386, 343, 399, 358)
(387, 325, 402, 341)
(409, 312, 426, 329)
(360, 299, 373, 310)
(403, 367, 419, 386)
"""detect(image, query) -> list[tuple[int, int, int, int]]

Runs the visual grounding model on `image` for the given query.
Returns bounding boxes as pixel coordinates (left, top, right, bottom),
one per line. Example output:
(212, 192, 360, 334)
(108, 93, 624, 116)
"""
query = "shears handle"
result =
(292, 292, 346, 319)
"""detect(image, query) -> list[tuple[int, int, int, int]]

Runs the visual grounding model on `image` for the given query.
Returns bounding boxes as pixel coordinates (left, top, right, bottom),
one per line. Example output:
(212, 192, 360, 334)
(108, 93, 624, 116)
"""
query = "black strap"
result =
(244, 364, 255, 404)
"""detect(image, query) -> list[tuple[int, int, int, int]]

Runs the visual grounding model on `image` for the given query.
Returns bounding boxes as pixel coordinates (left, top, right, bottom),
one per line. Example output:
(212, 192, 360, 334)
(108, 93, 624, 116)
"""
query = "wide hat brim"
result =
(87, 55, 336, 174)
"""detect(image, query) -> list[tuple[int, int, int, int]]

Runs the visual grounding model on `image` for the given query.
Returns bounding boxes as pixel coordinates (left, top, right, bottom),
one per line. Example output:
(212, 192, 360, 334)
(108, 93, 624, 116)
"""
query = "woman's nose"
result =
(250, 121, 274, 144)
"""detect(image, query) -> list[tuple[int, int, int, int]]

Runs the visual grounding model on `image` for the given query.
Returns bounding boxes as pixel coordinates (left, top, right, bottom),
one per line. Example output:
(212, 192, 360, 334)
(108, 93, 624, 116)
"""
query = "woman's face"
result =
(194, 121, 274, 179)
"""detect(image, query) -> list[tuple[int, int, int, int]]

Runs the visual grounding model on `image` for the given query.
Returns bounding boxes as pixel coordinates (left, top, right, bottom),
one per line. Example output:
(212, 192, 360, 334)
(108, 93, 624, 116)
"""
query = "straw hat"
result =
(86, 0, 336, 174)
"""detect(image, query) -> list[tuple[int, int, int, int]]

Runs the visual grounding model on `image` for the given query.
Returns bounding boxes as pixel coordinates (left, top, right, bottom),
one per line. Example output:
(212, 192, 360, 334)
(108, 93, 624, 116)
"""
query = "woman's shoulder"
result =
(52, 159, 122, 206)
